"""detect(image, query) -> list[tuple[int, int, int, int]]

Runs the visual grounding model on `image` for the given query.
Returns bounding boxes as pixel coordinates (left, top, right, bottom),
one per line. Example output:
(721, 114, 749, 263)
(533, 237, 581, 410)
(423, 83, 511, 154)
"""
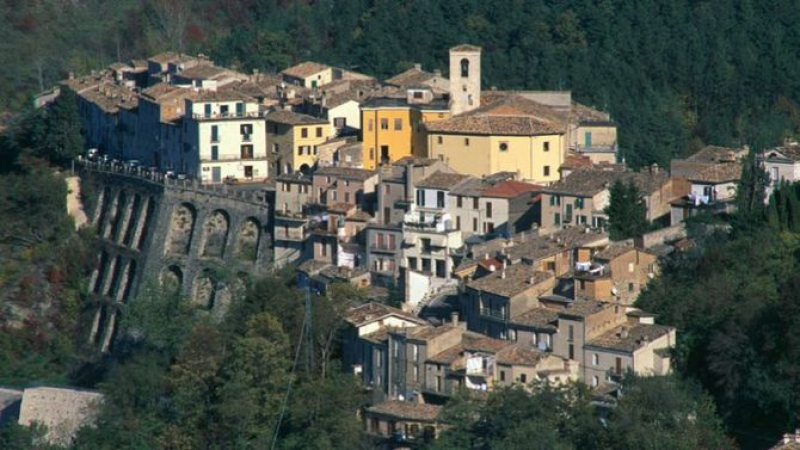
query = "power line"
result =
(270, 303, 307, 450)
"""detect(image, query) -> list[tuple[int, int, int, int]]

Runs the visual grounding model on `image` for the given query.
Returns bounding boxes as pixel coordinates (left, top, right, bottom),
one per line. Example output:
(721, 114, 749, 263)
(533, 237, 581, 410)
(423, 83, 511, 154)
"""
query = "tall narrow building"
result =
(449, 45, 481, 115)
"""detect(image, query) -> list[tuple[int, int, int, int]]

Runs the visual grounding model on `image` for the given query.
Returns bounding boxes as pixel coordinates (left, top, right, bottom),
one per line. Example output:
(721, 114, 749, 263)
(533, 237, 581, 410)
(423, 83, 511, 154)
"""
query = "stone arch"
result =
(119, 260, 137, 303)
(234, 217, 262, 262)
(94, 186, 112, 228)
(136, 196, 156, 250)
(93, 251, 110, 294)
(192, 270, 216, 309)
(460, 58, 470, 78)
(200, 210, 230, 258)
(160, 264, 183, 290)
(121, 194, 142, 247)
(299, 164, 311, 174)
(106, 255, 124, 296)
(165, 202, 197, 256)
(107, 190, 127, 241)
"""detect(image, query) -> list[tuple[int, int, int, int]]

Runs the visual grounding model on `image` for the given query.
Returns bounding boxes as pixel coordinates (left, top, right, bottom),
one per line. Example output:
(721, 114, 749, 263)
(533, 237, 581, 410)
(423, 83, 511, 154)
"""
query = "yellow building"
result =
(361, 87, 450, 170)
(266, 109, 332, 175)
(426, 95, 566, 184)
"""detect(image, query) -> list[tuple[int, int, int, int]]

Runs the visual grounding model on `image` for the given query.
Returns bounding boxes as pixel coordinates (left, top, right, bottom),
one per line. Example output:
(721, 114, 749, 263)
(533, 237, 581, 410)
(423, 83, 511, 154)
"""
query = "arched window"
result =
(460, 58, 470, 78)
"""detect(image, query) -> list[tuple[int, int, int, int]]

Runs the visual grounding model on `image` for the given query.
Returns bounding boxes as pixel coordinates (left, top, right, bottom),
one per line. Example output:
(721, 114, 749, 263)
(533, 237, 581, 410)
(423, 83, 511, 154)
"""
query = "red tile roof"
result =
(482, 180, 543, 198)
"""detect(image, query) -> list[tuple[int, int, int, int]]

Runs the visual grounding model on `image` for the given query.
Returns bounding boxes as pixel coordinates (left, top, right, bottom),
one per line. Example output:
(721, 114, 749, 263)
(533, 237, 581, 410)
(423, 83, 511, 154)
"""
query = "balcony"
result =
(193, 111, 262, 121)
(571, 143, 617, 154)
(465, 357, 494, 378)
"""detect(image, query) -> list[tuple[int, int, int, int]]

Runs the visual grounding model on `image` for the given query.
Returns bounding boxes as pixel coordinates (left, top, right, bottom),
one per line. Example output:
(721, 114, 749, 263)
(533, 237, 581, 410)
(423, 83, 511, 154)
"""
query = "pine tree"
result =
(40, 88, 85, 164)
(605, 180, 649, 240)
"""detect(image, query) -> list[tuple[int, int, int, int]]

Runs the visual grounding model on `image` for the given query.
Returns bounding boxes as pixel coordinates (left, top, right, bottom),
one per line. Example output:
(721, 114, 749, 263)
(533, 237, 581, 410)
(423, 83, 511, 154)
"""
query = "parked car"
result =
(176, 173, 188, 180)
(165, 170, 176, 179)
(86, 148, 99, 161)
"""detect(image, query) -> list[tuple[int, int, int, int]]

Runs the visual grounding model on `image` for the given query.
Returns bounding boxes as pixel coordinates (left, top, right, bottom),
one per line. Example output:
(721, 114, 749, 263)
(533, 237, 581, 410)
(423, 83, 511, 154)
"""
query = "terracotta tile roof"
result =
(425, 94, 566, 136)
(504, 226, 608, 263)
(483, 180, 543, 198)
(571, 102, 614, 125)
(495, 344, 547, 366)
(478, 257, 502, 272)
(451, 44, 482, 52)
(466, 265, 553, 298)
(191, 86, 255, 102)
(560, 153, 593, 171)
(558, 299, 613, 319)
(764, 144, 800, 162)
(594, 243, 635, 261)
(366, 401, 442, 422)
(385, 67, 439, 87)
(401, 324, 459, 341)
(266, 109, 328, 125)
(417, 171, 471, 190)
(426, 344, 466, 364)
(148, 52, 181, 64)
(462, 335, 510, 353)
(315, 166, 377, 181)
(77, 82, 139, 114)
(585, 323, 674, 352)
(177, 64, 230, 80)
(510, 307, 559, 331)
(545, 166, 669, 197)
(343, 302, 424, 328)
(282, 61, 330, 78)
(141, 83, 187, 102)
(686, 145, 747, 163)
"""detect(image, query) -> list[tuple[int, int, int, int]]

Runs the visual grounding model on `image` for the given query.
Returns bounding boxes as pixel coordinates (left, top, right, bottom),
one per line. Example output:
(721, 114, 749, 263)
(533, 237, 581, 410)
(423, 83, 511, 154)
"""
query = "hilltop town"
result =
(3, 41, 800, 450)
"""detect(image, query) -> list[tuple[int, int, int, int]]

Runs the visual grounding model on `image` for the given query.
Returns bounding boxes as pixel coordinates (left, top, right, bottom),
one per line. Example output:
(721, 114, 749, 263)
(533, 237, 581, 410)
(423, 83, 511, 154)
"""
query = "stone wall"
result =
(80, 168, 273, 352)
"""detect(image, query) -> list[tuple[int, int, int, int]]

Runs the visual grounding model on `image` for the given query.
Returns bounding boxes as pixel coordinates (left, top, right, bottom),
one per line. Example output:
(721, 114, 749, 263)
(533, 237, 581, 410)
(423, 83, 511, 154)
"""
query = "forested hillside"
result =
(3, 0, 800, 166)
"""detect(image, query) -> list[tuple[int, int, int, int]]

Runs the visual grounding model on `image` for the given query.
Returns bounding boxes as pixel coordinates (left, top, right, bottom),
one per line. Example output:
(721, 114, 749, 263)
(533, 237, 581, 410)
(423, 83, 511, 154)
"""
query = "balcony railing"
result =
(571, 143, 617, 154)
(369, 243, 398, 252)
(193, 111, 262, 120)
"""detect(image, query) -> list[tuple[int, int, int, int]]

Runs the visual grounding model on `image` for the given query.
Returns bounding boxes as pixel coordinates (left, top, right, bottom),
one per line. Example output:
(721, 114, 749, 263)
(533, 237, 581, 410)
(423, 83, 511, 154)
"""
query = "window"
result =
(579, 280, 586, 290)
(436, 376, 442, 391)
(368, 119, 374, 131)
(473, 218, 478, 232)
(413, 366, 419, 382)
(244, 165, 253, 178)
(499, 142, 509, 152)
(272, 143, 279, 153)
(500, 370, 506, 382)
(520, 373, 527, 384)
(210, 125, 219, 143)
(568, 344, 574, 359)
(485, 222, 494, 233)
(615, 357, 622, 374)
(437, 191, 445, 208)
(435, 260, 446, 278)
(421, 238, 432, 254)
(413, 91, 423, 99)
(301, 127, 308, 138)
(473, 197, 479, 209)
(334, 117, 346, 128)
(240, 124, 253, 136)
(509, 329, 517, 341)
(204, 104, 212, 118)
(486, 201, 492, 218)
(543, 141, 550, 152)
(628, 282, 635, 292)
(456, 216, 461, 229)
(369, 148, 375, 160)
(236, 102, 244, 116)
(593, 353, 599, 366)
(321, 243, 327, 257)
(408, 257, 418, 270)
(422, 258, 431, 273)
(380, 118, 389, 130)
(550, 195, 561, 206)
(565, 204, 573, 223)
(345, 192, 350, 203)
(210, 145, 219, 161)
(460, 58, 470, 78)
(316, 126, 322, 137)
(592, 376, 599, 387)
(416, 189, 424, 206)
(394, 118, 402, 130)
(437, 136, 443, 144)
(578, 215, 587, 224)
(554, 213, 561, 225)
(465, 138, 470, 146)
(544, 165, 551, 177)
(576, 198, 584, 209)
(240, 145, 254, 159)
(220, 104, 229, 117)
(332, 191, 338, 201)
(628, 262, 635, 273)
(568, 325, 574, 341)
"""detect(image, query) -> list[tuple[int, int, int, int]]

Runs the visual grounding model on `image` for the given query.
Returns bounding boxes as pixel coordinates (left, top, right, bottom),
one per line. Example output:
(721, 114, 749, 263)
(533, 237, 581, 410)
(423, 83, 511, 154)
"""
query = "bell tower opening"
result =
(449, 44, 482, 116)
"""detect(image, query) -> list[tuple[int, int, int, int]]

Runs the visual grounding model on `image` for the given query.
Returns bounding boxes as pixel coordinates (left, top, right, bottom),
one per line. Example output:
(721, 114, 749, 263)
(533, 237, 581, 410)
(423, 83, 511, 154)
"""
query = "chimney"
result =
(650, 163, 659, 174)
(450, 311, 459, 325)
(413, 63, 422, 71)
(620, 327, 629, 339)
(68, 72, 75, 80)
(528, 275, 536, 285)
(501, 270, 506, 279)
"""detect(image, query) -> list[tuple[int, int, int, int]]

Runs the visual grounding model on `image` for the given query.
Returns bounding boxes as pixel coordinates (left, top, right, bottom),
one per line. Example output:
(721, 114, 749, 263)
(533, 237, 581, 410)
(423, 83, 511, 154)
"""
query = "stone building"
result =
(266, 109, 331, 176)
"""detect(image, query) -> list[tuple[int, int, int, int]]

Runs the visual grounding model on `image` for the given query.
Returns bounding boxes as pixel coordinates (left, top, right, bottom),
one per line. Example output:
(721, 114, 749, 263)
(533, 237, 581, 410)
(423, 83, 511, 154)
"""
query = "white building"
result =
(182, 92, 268, 183)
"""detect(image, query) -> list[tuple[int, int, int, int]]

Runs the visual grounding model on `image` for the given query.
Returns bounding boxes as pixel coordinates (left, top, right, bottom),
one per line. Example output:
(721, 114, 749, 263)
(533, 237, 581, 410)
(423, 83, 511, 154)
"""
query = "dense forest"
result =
(2, 0, 800, 166)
